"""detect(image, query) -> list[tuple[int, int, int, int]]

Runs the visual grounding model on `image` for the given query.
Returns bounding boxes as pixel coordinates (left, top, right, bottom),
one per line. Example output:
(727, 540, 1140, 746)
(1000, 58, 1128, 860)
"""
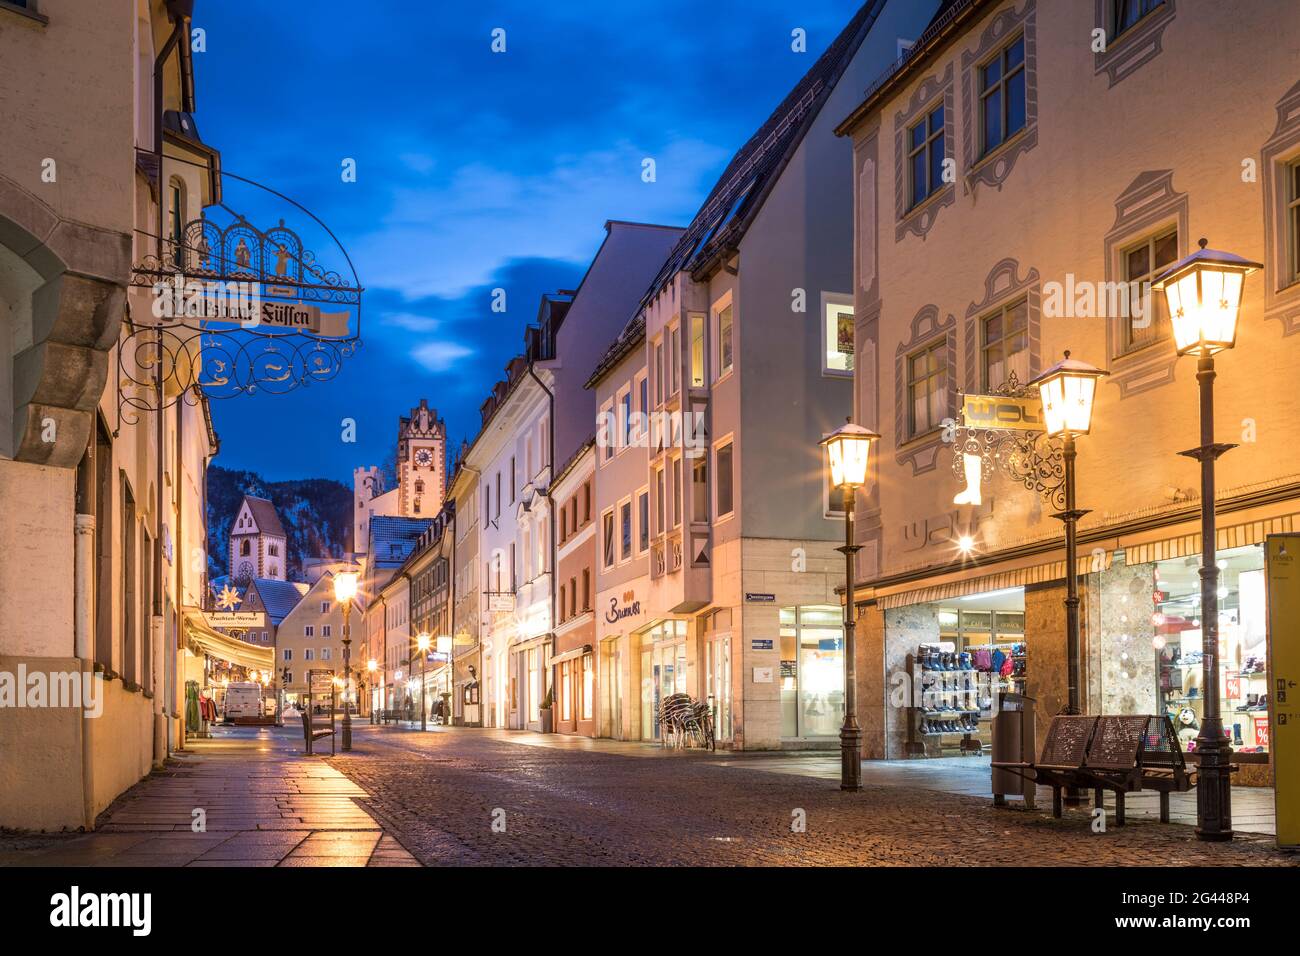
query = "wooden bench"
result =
(300, 711, 333, 754)
(992, 714, 1214, 826)
(379, 709, 403, 724)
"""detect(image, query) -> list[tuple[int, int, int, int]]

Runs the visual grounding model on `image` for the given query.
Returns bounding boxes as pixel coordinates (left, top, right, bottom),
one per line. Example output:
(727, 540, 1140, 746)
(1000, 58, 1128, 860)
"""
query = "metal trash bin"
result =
(991, 691, 1036, 807)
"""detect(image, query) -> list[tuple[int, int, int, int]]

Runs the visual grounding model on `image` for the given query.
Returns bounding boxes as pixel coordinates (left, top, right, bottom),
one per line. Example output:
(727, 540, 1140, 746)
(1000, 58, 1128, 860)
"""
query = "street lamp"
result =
(437, 634, 454, 729)
(367, 659, 378, 725)
(820, 418, 879, 792)
(1029, 351, 1106, 718)
(417, 632, 431, 731)
(333, 570, 359, 751)
(1154, 237, 1261, 842)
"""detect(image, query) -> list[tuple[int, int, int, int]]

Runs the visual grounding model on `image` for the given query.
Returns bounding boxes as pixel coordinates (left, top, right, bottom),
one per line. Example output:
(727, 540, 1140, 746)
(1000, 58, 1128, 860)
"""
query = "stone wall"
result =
(882, 603, 940, 758)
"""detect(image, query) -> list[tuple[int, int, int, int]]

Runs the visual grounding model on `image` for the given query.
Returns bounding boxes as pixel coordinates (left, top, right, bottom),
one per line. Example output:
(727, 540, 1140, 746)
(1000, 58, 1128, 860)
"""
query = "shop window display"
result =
(1152, 544, 1269, 755)
(903, 592, 1026, 757)
(779, 606, 845, 738)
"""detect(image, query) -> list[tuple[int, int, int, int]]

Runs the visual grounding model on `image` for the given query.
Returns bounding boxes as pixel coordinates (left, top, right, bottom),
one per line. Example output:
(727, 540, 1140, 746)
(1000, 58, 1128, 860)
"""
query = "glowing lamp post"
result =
(1030, 351, 1106, 719)
(437, 635, 454, 729)
(417, 633, 432, 731)
(333, 570, 359, 751)
(1154, 239, 1261, 842)
(819, 419, 878, 792)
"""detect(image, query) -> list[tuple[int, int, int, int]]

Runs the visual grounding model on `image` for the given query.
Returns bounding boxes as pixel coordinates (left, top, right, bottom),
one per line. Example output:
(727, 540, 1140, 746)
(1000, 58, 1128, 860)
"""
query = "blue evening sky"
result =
(193, 0, 863, 483)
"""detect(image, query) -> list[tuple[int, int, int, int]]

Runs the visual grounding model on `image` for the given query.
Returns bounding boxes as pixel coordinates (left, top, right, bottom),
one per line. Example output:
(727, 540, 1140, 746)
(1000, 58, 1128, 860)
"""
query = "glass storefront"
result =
(639, 620, 687, 740)
(888, 587, 1026, 758)
(1152, 544, 1269, 754)
(779, 605, 845, 739)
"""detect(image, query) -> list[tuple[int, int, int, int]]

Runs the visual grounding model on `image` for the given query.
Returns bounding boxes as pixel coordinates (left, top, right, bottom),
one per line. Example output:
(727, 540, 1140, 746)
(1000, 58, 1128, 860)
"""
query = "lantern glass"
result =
(1037, 371, 1098, 437)
(1165, 267, 1244, 354)
(823, 430, 873, 488)
(333, 571, 359, 604)
(417, 633, 431, 652)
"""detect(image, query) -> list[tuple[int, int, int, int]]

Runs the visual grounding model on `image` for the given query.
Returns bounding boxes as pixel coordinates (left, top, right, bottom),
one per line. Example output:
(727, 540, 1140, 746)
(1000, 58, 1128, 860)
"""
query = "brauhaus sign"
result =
(150, 274, 351, 336)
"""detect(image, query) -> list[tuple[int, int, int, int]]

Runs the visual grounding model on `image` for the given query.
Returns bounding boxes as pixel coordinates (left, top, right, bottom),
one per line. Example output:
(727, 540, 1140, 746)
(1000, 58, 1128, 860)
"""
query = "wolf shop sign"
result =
(960, 393, 1043, 431)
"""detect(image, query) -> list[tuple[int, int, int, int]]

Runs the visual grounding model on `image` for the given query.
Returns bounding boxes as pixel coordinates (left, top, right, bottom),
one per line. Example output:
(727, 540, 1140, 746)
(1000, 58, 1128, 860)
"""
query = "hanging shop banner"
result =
(959, 393, 1044, 431)
(1265, 533, 1300, 850)
(203, 610, 267, 630)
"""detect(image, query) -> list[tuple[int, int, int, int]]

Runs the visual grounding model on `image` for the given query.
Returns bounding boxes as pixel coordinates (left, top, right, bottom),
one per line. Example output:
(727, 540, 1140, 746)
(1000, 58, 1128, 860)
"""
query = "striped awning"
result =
(870, 505, 1300, 610)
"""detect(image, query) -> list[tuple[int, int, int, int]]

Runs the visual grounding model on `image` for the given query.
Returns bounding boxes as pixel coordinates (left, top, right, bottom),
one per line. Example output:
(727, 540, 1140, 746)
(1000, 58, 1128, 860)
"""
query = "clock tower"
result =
(397, 399, 446, 517)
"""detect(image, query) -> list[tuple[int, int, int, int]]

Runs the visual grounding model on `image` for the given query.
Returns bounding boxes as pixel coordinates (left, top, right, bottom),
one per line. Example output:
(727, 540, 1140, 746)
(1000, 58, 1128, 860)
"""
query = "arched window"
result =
(240, 539, 251, 556)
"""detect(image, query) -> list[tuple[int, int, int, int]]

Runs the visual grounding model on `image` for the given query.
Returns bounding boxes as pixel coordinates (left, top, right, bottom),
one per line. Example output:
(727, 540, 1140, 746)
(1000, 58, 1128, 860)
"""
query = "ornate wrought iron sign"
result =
(123, 194, 363, 425)
(950, 372, 1067, 511)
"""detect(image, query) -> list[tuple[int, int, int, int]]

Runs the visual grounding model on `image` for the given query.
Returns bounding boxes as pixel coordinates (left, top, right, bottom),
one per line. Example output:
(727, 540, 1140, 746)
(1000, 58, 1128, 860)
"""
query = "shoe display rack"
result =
(904, 643, 1022, 757)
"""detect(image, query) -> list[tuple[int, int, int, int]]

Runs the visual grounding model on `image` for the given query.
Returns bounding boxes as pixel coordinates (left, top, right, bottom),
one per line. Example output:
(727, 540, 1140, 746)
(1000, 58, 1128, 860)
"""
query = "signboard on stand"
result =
(1265, 533, 1300, 849)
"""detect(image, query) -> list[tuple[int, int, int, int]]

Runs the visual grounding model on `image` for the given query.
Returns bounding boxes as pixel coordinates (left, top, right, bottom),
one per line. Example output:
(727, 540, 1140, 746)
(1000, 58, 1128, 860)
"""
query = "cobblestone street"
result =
(327, 726, 1296, 867)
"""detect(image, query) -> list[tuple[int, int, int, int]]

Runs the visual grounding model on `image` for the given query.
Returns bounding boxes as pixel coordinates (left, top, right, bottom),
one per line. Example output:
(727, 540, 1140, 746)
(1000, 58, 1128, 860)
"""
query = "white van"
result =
(223, 682, 264, 721)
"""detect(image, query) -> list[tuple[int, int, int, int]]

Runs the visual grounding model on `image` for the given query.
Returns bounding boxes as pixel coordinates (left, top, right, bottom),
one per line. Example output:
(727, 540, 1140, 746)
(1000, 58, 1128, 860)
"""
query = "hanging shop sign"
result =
(1265, 533, 1300, 850)
(488, 593, 516, 613)
(203, 610, 267, 630)
(744, 592, 775, 603)
(951, 372, 1065, 511)
(124, 172, 364, 428)
(959, 393, 1043, 431)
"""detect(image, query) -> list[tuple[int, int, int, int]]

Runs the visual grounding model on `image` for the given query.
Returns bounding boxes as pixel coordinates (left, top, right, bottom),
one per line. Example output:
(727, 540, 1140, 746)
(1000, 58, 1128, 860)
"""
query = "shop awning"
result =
(183, 608, 275, 671)
(550, 644, 592, 666)
(865, 493, 1300, 610)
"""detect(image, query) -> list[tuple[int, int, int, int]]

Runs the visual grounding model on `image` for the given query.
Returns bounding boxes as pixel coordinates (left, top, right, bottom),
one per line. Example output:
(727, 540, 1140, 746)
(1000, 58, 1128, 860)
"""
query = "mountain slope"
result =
(206, 464, 353, 580)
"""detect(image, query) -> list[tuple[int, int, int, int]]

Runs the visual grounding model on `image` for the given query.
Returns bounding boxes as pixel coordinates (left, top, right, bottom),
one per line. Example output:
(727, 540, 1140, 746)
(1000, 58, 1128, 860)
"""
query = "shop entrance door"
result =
(603, 639, 622, 739)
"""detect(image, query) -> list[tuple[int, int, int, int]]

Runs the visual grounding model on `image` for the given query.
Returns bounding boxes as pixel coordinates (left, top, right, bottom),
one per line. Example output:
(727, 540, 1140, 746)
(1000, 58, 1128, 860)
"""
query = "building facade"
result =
(582, 0, 935, 750)
(837, 0, 1299, 783)
(0, 0, 224, 829)
(552, 441, 597, 736)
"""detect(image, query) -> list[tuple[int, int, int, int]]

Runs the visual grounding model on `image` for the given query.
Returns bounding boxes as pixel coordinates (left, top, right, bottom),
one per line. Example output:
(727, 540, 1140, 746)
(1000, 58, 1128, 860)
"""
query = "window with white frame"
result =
(634, 371, 648, 442)
(1288, 158, 1300, 285)
(907, 104, 945, 209)
(320, 601, 330, 614)
(304, 648, 315, 661)
(715, 300, 734, 379)
(670, 456, 682, 529)
(907, 340, 947, 437)
(637, 489, 650, 553)
(321, 648, 331, 661)
(619, 498, 633, 562)
(322, 625, 332, 638)
(304, 625, 314, 638)
(602, 509, 616, 568)
(1113, 0, 1164, 38)
(669, 324, 681, 394)
(654, 465, 666, 535)
(283, 649, 292, 661)
(822, 294, 854, 375)
(654, 338, 665, 405)
(691, 455, 708, 524)
(617, 385, 632, 452)
(1121, 228, 1178, 350)
(978, 34, 1026, 157)
(599, 399, 614, 461)
(981, 299, 1029, 389)
(715, 440, 734, 519)
(690, 312, 706, 387)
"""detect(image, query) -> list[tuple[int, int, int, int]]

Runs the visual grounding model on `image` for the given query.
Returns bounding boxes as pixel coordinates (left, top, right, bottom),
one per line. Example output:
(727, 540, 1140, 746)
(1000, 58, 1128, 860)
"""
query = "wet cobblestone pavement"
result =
(328, 726, 1298, 867)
